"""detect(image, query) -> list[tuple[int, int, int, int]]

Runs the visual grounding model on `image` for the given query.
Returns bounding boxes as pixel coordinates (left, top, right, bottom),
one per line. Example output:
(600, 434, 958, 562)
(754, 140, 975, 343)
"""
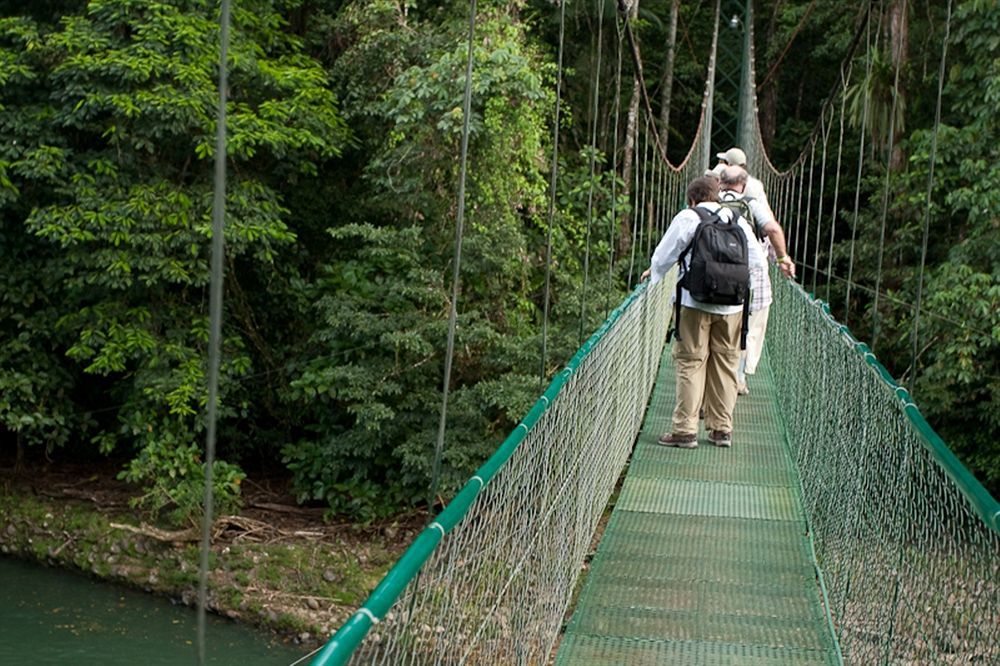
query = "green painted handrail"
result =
(309, 282, 651, 665)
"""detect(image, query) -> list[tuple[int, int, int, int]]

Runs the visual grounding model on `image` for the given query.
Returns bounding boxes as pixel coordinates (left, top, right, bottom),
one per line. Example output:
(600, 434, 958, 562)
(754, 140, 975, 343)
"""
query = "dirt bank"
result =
(0, 464, 419, 652)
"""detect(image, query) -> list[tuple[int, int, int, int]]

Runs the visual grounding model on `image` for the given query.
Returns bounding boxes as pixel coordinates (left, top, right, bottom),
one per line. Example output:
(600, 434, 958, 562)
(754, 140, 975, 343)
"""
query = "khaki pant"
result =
(672, 306, 742, 435)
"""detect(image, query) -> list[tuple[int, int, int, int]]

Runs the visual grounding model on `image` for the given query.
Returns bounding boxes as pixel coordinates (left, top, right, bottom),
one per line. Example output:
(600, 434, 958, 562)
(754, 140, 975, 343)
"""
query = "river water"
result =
(0, 557, 310, 665)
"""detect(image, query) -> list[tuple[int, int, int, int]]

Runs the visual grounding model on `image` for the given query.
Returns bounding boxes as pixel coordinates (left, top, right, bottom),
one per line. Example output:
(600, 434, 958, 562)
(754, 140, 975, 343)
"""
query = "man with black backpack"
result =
(643, 176, 766, 449)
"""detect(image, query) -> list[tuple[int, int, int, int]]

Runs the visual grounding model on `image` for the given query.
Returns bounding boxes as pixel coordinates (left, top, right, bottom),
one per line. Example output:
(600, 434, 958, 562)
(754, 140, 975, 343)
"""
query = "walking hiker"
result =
(718, 163, 796, 279)
(718, 165, 784, 395)
(738, 236, 773, 395)
(642, 176, 766, 449)
(713, 147, 795, 278)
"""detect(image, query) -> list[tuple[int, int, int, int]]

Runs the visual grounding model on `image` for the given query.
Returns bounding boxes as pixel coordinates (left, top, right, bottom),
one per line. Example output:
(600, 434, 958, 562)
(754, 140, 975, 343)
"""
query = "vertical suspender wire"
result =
(772, 176, 782, 224)
(540, 0, 567, 385)
(657, 148, 667, 237)
(647, 130, 656, 249)
(607, 12, 625, 318)
(801, 140, 816, 290)
(626, 119, 641, 287)
(908, 0, 951, 392)
(581, 0, 605, 346)
(812, 109, 831, 295)
(782, 174, 794, 248)
(636, 118, 645, 264)
(651, 144, 660, 241)
(783, 174, 793, 244)
(197, 1, 231, 664)
(794, 166, 806, 263)
(877, 4, 911, 646)
(642, 118, 656, 257)
(633, 120, 644, 281)
(845, 6, 874, 326)
(779, 176, 788, 236)
(782, 176, 793, 235)
(648, 121, 657, 254)
(430, 0, 478, 511)
(784, 174, 792, 250)
(871, 0, 907, 352)
(825, 67, 850, 303)
(641, 121, 650, 266)
(788, 174, 797, 231)
(654, 145, 662, 239)
(796, 168, 807, 258)
(777, 177, 787, 229)
(783, 173, 792, 252)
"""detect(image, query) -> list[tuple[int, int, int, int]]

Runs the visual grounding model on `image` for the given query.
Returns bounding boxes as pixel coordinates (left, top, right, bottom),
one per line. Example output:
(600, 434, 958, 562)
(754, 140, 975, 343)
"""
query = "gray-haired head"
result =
(720, 165, 748, 190)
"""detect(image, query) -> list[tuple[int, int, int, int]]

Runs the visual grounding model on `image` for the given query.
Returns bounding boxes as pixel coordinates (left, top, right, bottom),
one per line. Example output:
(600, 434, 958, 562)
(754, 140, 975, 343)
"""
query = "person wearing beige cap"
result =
(714, 147, 770, 208)
(714, 148, 795, 279)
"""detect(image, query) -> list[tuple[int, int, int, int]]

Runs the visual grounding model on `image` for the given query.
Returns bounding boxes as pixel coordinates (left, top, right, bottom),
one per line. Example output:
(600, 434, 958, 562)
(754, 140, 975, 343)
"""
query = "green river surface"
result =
(0, 557, 310, 665)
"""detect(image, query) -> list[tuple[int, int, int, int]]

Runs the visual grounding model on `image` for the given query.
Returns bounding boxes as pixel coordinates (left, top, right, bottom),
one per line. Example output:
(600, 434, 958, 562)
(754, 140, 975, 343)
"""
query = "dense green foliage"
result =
(765, 0, 998, 494)
(1, 0, 996, 524)
(1, 0, 351, 522)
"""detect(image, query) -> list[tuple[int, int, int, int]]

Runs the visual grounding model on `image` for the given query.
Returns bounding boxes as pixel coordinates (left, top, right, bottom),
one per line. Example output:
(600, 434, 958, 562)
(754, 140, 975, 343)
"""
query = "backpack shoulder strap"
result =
(718, 198, 749, 225)
(680, 206, 718, 263)
(720, 194, 765, 240)
(690, 205, 718, 223)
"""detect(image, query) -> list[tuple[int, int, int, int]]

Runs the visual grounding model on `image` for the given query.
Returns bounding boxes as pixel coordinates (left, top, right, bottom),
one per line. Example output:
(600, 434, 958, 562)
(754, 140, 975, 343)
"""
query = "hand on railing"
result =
(777, 255, 796, 279)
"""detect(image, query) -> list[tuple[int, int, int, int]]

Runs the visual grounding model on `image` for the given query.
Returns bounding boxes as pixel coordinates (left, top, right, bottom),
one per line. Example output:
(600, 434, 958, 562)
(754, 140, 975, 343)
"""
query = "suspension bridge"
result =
(190, 0, 998, 664)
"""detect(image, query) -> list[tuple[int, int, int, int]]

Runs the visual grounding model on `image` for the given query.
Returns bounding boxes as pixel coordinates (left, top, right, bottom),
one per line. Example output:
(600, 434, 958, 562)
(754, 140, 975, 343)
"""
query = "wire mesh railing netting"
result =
(321, 277, 672, 665)
(767, 276, 1000, 665)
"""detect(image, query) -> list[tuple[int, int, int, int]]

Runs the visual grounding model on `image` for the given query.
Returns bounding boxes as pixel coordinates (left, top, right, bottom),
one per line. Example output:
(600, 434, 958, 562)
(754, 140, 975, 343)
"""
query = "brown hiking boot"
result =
(658, 433, 698, 449)
(708, 430, 732, 448)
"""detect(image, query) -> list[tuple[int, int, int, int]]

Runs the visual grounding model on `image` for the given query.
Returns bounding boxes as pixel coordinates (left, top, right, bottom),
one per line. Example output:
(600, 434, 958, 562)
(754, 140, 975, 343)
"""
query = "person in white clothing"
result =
(739, 237, 773, 394)
(719, 165, 777, 395)
(714, 149, 796, 279)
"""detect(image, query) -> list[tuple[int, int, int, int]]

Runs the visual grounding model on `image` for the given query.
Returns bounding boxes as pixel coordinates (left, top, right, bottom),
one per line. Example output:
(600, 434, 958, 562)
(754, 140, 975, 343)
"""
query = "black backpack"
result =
(667, 206, 751, 349)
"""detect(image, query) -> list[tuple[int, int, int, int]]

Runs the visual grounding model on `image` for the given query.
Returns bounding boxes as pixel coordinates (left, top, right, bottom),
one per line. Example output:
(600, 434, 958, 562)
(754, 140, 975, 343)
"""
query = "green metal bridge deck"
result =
(557, 346, 841, 665)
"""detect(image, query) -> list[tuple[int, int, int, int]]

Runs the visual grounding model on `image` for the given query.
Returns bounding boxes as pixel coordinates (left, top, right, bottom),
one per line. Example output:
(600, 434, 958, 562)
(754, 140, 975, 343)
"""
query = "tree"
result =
(282, 1, 562, 519)
(0, 0, 350, 525)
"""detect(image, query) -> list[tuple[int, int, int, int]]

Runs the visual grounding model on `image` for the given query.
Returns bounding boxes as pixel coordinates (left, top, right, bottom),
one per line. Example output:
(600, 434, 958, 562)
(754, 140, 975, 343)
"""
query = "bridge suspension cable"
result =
(196, 0, 231, 663)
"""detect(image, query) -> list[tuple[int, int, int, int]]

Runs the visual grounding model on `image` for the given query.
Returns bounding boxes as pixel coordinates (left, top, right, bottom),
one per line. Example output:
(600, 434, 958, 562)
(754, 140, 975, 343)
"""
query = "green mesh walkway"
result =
(556, 346, 841, 665)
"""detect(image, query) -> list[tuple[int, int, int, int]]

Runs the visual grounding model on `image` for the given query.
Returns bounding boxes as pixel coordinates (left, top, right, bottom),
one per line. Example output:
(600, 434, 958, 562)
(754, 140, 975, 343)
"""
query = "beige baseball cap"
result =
(716, 147, 747, 166)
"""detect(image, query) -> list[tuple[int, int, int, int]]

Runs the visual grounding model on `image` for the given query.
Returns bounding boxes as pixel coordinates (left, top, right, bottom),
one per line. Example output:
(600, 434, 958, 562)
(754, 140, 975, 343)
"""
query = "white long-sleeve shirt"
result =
(648, 202, 766, 316)
(744, 175, 773, 218)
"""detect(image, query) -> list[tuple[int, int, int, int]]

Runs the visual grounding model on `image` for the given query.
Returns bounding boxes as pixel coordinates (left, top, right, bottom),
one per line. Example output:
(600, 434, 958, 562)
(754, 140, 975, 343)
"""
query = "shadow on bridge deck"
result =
(556, 344, 842, 665)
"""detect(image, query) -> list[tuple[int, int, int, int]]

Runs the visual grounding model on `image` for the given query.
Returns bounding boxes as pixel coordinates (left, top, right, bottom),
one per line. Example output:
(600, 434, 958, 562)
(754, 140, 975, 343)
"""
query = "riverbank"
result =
(0, 464, 419, 653)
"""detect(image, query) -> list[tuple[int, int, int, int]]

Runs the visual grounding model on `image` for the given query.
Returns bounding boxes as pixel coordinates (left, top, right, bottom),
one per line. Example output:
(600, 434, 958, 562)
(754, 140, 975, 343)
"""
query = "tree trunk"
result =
(758, 0, 785, 152)
(620, 0, 641, 258)
(888, 0, 908, 171)
(658, 0, 680, 152)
